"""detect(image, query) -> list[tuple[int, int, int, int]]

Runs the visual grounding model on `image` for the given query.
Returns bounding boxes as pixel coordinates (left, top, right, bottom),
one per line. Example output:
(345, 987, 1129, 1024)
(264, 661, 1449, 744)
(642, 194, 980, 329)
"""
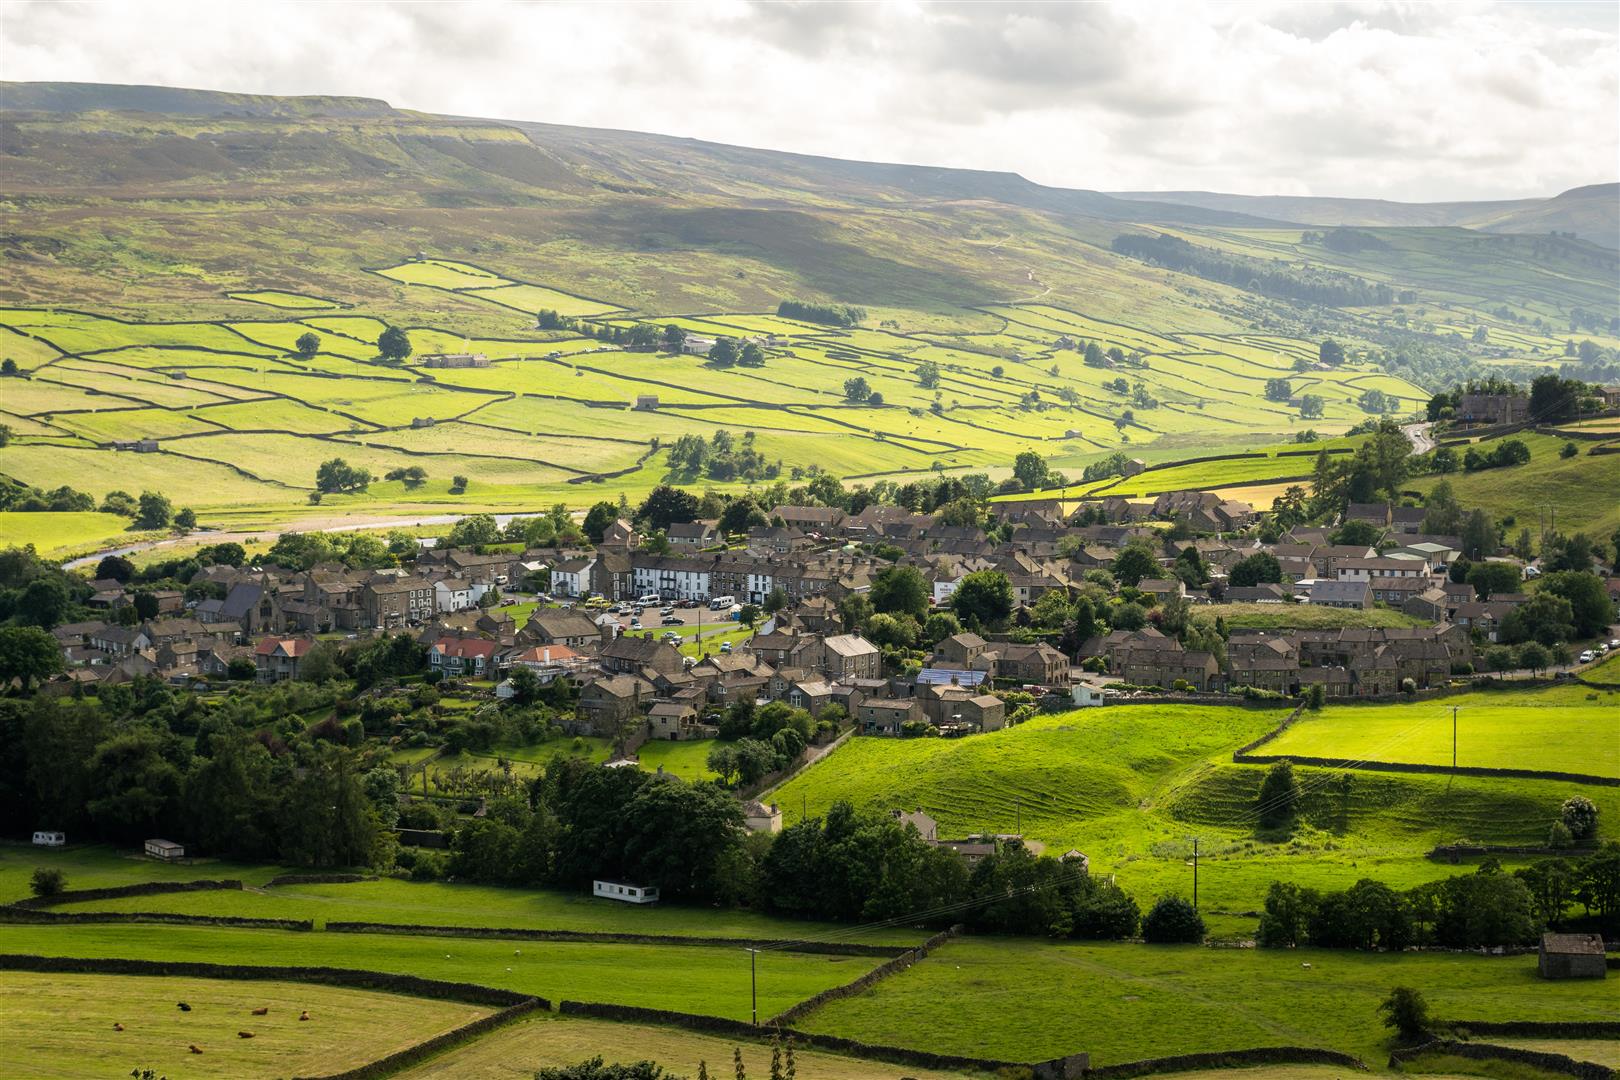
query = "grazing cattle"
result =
(238, 1031, 254, 1039)
(298, 1011, 311, 1022)
(189, 1045, 203, 1055)
(251, 1007, 268, 1016)
(112, 1023, 124, 1032)
(176, 1002, 191, 1012)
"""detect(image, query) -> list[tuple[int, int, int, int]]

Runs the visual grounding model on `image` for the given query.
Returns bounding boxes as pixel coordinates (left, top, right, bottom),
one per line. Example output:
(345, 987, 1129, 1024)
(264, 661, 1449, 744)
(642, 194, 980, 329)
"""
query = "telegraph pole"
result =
(1015, 796, 1022, 835)
(1452, 705, 1459, 771)
(748, 948, 758, 1026)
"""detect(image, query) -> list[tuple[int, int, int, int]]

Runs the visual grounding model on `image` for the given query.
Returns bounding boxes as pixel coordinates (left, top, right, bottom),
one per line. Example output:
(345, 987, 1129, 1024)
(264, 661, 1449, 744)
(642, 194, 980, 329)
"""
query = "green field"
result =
(1411, 433, 1620, 538)
(0, 923, 869, 1022)
(396, 1012, 985, 1079)
(0, 510, 151, 558)
(634, 738, 722, 781)
(1, 970, 490, 1080)
(1263, 682, 1620, 777)
(227, 289, 340, 309)
(797, 937, 1620, 1067)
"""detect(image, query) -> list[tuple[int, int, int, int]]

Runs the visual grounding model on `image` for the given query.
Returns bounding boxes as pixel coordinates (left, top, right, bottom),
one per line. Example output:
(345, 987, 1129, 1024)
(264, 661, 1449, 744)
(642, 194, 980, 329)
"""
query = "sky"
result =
(2, 0, 1616, 202)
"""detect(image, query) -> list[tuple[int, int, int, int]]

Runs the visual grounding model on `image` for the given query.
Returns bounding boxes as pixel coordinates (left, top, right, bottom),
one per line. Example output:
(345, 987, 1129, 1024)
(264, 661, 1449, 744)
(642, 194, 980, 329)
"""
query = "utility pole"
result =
(1015, 796, 1022, 836)
(748, 948, 758, 1026)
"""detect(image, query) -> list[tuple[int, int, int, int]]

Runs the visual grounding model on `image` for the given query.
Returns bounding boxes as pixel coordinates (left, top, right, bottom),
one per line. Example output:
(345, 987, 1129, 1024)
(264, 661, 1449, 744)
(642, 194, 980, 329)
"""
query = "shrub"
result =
(1547, 821, 1574, 849)
(1561, 795, 1599, 840)
(1377, 986, 1430, 1038)
(1257, 760, 1302, 828)
(538, 1055, 680, 1079)
(28, 868, 65, 898)
(1141, 895, 1205, 943)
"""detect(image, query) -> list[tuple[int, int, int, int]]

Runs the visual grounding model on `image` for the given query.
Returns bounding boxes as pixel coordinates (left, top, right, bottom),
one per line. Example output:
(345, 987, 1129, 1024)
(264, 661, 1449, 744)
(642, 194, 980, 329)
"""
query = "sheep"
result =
(112, 1023, 124, 1032)
(251, 1007, 269, 1016)
(298, 1010, 311, 1022)
(176, 1002, 192, 1012)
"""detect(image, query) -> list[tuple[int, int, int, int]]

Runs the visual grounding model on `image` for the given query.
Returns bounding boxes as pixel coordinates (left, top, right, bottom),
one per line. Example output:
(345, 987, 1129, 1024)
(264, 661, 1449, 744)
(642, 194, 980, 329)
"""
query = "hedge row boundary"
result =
(1391, 1039, 1614, 1080)
(1084, 1046, 1369, 1079)
(323, 920, 908, 957)
(769, 924, 960, 1026)
(0, 954, 541, 1008)
(554, 1000, 1033, 1075)
(0, 908, 311, 931)
(1232, 752, 1620, 787)
(290, 998, 543, 1080)
(11, 878, 244, 910)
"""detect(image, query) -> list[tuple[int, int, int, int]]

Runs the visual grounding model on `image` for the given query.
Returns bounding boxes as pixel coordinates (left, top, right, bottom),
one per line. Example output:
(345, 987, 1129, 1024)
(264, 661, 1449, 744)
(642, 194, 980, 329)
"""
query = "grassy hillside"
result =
(1409, 433, 1620, 538)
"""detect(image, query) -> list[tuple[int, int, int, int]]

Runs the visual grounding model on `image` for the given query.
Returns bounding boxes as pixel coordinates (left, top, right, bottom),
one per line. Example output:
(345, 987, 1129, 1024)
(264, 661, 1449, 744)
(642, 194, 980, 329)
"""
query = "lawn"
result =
(0, 971, 490, 1080)
(634, 738, 720, 781)
(798, 937, 1620, 1067)
(0, 924, 875, 1021)
(1262, 682, 1620, 777)
(395, 1012, 984, 1080)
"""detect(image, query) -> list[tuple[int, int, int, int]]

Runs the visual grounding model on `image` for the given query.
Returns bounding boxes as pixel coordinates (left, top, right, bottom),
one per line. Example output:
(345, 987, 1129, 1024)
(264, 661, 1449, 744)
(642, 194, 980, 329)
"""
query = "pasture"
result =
(227, 289, 339, 309)
(1, 970, 491, 1080)
(1261, 682, 1620, 777)
(796, 937, 1620, 1067)
(0, 924, 876, 1021)
(0, 510, 147, 558)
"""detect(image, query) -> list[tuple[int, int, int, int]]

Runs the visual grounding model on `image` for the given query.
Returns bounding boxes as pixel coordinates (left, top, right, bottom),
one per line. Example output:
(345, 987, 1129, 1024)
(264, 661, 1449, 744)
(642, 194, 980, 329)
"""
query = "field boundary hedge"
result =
(323, 920, 908, 957)
(0, 908, 311, 931)
(769, 924, 960, 1026)
(1391, 1039, 1614, 1080)
(11, 878, 244, 910)
(290, 997, 544, 1080)
(1232, 751, 1620, 787)
(1084, 1046, 1369, 1078)
(0, 954, 542, 1007)
(555, 1001, 1033, 1075)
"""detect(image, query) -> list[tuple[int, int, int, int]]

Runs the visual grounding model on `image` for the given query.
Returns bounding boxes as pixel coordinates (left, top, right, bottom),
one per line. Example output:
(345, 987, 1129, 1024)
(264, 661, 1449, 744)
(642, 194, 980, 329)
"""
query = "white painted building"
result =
(593, 879, 659, 904)
(551, 557, 597, 598)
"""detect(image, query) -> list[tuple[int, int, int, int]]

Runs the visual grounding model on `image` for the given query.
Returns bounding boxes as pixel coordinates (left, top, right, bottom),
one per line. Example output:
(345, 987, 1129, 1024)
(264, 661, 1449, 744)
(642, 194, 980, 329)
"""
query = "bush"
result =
(1257, 760, 1301, 828)
(1561, 795, 1599, 840)
(28, 868, 65, 898)
(1377, 986, 1430, 1038)
(1547, 821, 1574, 849)
(1141, 895, 1204, 943)
(537, 1058, 678, 1080)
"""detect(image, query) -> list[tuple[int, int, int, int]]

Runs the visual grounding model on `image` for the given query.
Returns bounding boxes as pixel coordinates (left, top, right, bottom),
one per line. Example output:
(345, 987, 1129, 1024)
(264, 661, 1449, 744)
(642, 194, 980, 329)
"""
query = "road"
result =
(1402, 421, 1435, 454)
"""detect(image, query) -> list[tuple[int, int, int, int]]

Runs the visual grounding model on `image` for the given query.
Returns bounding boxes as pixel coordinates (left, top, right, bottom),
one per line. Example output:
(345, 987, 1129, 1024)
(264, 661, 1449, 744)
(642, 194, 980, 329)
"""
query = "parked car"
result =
(1579, 650, 1596, 663)
(630, 619, 643, 631)
(662, 615, 683, 626)
(660, 606, 675, 616)
(720, 641, 732, 653)
(1609, 639, 1619, 650)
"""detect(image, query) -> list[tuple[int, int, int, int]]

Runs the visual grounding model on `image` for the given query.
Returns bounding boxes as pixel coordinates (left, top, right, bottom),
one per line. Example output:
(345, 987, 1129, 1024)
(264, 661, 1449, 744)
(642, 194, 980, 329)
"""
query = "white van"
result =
(638, 593, 660, 605)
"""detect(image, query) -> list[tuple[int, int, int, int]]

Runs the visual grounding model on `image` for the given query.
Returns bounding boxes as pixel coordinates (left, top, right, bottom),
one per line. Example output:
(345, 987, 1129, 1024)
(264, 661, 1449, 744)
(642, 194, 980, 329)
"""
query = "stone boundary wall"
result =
(769, 924, 961, 1026)
(0, 908, 311, 931)
(11, 878, 244, 910)
(323, 920, 908, 958)
(290, 998, 544, 1080)
(1390, 1039, 1614, 1080)
(1232, 752, 1619, 787)
(1084, 1046, 1369, 1079)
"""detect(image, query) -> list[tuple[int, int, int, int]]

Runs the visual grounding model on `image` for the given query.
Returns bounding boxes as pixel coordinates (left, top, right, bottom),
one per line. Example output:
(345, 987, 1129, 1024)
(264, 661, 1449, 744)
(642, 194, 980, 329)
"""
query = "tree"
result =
(298, 642, 343, 683)
(1561, 441, 1580, 459)
(174, 507, 196, 531)
(450, 474, 469, 494)
(1012, 451, 1050, 491)
(377, 325, 412, 361)
(1331, 519, 1383, 547)
(864, 612, 916, 650)
(842, 377, 872, 403)
(738, 341, 765, 367)
(315, 458, 371, 494)
(1319, 339, 1345, 366)
(1528, 373, 1584, 424)
(99, 490, 138, 517)
(1141, 895, 1205, 943)
(949, 571, 1013, 630)
(1516, 641, 1551, 675)
(28, 867, 65, 898)
(1540, 571, 1615, 639)
(637, 486, 700, 532)
(1111, 542, 1159, 588)
(1256, 760, 1301, 828)
(1378, 987, 1430, 1039)
(135, 491, 172, 530)
(294, 331, 320, 358)
(1464, 561, 1520, 600)
(661, 325, 687, 352)
(1264, 378, 1291, 402)
(1257, 881, 1319, 947)
(719, 498, 765, 536)
(1229, 552, 1282, 588)
(924, 611, 962, 645)
(1299, 394, 1325, 420)
(0, 357, 16, 376)
(583, 501, 619, 544)
(708, 337, 738, 366)
(916, 360, 940, 388)
(226, 656, 257, 681)
(445, 513, 500, 549)
(1562, 795, 1599, 840)
(869, 565, 929, 621)
(95, 555, 135, 583)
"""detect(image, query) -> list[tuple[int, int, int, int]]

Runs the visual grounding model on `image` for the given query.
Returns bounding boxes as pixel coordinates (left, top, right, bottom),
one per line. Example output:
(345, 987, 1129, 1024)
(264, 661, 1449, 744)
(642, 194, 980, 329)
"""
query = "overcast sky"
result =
(3, 0, 1615, 202)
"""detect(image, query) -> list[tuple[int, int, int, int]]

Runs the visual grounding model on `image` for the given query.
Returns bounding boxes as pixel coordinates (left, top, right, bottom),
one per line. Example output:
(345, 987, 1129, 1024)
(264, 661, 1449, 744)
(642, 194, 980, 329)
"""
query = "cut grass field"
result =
(0, 510, 152, 558)
(1261, 682, 1620, 777)
(0, 924, 874, 1022)
(796, 937, 1620, 1068)
(394, 1012, 984, 1079)
(0, 970, 491, 1080)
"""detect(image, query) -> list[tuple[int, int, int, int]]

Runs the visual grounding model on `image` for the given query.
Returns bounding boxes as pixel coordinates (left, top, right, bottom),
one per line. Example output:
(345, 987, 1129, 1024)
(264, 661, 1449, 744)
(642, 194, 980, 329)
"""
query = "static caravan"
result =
(592, 879, 659, 904)
(31, 831, 66, 848)
(144, 838, 185, 861)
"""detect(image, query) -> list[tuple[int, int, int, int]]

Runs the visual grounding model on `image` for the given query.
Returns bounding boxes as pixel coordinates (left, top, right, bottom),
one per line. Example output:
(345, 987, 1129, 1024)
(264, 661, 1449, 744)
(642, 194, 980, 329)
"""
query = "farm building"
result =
(1537, 933, 1606, 980)
(593, 879, 659, 904)
(144, 838, 185, 861)
(420, 352, 489, 368)
(681, 336, 715, 356)
(635, 394, 659, 410)
(744, 801, 783, 834)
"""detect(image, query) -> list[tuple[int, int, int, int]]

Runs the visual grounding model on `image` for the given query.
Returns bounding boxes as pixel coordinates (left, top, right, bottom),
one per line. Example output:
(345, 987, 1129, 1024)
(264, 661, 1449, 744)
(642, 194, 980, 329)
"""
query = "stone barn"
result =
(1537, 933, 1606, 980)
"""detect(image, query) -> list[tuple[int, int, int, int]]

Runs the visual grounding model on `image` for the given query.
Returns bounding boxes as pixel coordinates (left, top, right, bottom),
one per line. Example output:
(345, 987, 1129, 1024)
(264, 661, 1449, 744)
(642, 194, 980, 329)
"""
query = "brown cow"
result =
(189, 1045, 203, 1055)
(251, 1007, 268, 1016)
(238, 1031, 254, 1039)
(298, 1011, 311, 1022)
(112, 1023, 124, 1032)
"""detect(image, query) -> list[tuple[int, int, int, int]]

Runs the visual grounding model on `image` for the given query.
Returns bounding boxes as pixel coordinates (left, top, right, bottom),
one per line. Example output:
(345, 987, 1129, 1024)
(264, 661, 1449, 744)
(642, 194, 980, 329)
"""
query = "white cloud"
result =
(1, 0, 1613, 201)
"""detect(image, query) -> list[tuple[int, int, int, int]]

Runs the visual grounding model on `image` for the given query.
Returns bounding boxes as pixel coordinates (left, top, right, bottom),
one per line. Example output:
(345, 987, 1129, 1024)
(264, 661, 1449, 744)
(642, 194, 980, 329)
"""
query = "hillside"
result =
(1109, 184, 1620, 249)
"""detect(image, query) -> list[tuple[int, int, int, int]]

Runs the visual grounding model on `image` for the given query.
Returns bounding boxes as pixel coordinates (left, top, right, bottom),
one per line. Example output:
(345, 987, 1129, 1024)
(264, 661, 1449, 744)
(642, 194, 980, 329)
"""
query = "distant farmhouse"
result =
(421, 352, 489, 368)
